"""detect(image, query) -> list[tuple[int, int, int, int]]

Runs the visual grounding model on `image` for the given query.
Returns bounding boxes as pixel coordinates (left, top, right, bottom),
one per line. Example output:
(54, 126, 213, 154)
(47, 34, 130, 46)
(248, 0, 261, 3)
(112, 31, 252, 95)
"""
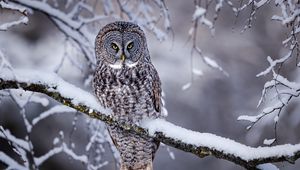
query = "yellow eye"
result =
(111, 43, 118, 51)
(127, 42, 133, 49)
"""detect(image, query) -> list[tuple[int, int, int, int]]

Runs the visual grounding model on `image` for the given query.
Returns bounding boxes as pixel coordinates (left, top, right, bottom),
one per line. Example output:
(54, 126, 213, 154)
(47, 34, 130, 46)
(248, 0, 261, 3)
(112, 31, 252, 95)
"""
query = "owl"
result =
(93, 21, 163, 170)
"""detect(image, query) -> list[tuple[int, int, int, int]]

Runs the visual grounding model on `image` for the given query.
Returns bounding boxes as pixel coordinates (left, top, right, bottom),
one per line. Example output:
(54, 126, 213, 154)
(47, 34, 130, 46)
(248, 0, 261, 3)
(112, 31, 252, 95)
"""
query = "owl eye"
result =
(127, 42, 134, 50)
(111, 43, 119, 51)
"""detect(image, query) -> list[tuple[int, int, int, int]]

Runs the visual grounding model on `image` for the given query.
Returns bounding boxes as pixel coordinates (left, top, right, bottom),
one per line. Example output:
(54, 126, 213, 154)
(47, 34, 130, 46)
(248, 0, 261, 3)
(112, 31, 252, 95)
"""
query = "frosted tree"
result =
(0, 0, 300, 170)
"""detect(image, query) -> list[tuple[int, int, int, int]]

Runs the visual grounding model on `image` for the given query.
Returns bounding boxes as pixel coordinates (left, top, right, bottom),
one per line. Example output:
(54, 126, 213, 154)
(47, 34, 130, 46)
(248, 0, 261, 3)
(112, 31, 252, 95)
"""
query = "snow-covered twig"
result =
(11, 0, 98, 68)
(1, 69, 300, 169)
(184, 0, 229, 90)
(238, 71, 300, 144)
(11, 0, 173, 69)
(0, 1, 28, 31)
(0, 128, 30, 151)
(0, 16, 28, 31)
(35, 142, 87, 166)
(185, 0, 271, 89)
(239, 0, 300, 143)
(0, 151, 26, 170)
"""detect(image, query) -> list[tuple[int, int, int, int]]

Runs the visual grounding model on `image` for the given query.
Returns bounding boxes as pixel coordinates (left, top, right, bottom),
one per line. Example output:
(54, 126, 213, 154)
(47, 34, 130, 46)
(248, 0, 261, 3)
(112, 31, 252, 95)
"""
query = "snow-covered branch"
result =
(238, 0, 300, 144)
(11, 0, 98, 68)
(34, 142, 88, 166)
(1, 69, 300, 169)
(0, 1, 28, 31)
(10, 0, 173, 70)
(0, 151, 26, 170)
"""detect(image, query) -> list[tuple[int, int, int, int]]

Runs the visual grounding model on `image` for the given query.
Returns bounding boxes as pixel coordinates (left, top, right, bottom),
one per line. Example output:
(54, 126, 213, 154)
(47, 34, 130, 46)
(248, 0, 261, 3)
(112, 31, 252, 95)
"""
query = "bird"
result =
(93, 21, 163, 170)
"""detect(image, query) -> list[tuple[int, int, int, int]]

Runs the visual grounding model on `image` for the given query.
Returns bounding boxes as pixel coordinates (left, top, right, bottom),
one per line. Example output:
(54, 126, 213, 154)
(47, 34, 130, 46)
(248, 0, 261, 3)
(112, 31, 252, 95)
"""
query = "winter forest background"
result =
(0, 0, 300, 170)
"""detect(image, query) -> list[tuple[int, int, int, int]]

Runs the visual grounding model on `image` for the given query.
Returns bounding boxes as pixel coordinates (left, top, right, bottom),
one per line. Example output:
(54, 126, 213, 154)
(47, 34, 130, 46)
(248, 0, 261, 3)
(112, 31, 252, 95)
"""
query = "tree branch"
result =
(1, 69, 300, 170)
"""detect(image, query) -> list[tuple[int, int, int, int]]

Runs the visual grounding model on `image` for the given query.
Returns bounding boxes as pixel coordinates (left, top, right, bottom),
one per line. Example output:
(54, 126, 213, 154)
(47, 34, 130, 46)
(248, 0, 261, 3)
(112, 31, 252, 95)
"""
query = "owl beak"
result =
(121, 54, 126, 61)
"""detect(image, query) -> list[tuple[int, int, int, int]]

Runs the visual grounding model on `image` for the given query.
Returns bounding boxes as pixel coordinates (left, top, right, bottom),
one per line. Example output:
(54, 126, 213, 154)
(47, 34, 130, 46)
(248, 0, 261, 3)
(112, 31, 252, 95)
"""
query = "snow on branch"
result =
(0, 127, 30, 151)
(0, 151, 26, 170)
(238, 71, 300, 144)
(0, 1, 28, 31)
(238, 0, 300, 144)
(184, 0, 231, 90)
(1, 69, 300, 169)
(185, 0, 272, 90)
(34, 142, 88, 166)
(11, 0, 173, 70)
(11, 0, 99, 68)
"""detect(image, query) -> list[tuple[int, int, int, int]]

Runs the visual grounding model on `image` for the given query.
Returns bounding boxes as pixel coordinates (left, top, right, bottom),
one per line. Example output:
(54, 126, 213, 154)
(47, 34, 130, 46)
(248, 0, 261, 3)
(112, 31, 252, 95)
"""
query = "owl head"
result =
(95, 21, 150, 69)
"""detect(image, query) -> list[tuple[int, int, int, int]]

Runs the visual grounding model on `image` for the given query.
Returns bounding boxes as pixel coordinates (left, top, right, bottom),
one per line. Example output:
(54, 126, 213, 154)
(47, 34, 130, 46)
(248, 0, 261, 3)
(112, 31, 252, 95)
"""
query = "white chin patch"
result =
(125, 61, 138, 68)
(108, 61, 138, 69)
(108, 63, 122, 69)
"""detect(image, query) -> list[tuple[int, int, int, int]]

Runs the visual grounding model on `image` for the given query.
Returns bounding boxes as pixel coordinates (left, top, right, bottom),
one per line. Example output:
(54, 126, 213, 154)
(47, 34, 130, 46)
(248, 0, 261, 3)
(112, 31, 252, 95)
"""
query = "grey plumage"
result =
(93, 21, 163, 170)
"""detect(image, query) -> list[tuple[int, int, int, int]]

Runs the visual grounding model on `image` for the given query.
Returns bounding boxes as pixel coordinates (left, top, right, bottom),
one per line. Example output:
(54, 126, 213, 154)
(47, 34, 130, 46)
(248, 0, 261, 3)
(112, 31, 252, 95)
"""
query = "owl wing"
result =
(151, 65, 162, 113)
(153, 80, 161, 113)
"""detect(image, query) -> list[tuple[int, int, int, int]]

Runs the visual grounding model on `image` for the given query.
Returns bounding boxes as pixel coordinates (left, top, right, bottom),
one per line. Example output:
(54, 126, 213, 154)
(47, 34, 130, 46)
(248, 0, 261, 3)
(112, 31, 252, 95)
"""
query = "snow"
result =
(263, 138, 276, 146)
(274, 73, 300, 89)
(295, 27, 300, 34)
(9, 89, 49, 108)
(282, 9, 300, 25)
(203, 56, 229, 76)
(193, 6, 206, 20)
(188, 27, 194, 35)
(192, 68, 203, 76)
(0, 1, 28, 31)
(257, 163, 279, 170)
(0, 69, 111, 115)
(29, 95, 49, 106)
(35, 143, 88, 166)
(166, 146, 175, 160)
(181, 82, 191, 91)
(161, 107, 168, 117)
(257, 72, 300, 111)
(238, 76, 299, 125)
(53, 137, 60, 145)
(263, 102, 283, 114)
(0, 126, 30, 151)
(32, 105, 75, 126)
(192, 5, 213, 29)
(142, 118, 300, 161)
(14, 0, 82, 29)
(257, 52, 292, 77)
(0, 1, 27, 13)
(282, 36, 292, 44)
(0, 152, 26, 170)
(215, 0, 224, 12)
(0, 16, 28, 31)
(203, 56, 218, 68)
(237, 114, 264, 123)
(255, 0, 269, 8)
(0, 126, 29, 169)
(271, 15, 283, 21)
(274, 115, 279, 123)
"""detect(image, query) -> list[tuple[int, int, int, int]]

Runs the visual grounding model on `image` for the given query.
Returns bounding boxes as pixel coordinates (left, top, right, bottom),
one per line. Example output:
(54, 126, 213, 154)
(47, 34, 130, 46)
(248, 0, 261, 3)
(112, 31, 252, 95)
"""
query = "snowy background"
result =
(1, 0, 300, 169)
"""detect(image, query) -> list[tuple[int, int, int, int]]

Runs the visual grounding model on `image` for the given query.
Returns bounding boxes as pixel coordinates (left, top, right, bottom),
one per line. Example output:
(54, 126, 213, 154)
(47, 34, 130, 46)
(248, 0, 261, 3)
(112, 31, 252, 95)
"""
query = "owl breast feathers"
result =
(93, 21, 164, 170)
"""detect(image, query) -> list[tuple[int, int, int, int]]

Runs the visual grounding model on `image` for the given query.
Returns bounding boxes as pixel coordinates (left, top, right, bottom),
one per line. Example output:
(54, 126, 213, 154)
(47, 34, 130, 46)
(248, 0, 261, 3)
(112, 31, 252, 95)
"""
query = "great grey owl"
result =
(93, 21, 163, 170)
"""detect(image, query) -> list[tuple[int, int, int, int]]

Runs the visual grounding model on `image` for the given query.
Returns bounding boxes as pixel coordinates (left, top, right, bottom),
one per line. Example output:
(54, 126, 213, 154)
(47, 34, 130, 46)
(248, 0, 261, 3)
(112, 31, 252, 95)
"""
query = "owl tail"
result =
(120, 162, 153, 170)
